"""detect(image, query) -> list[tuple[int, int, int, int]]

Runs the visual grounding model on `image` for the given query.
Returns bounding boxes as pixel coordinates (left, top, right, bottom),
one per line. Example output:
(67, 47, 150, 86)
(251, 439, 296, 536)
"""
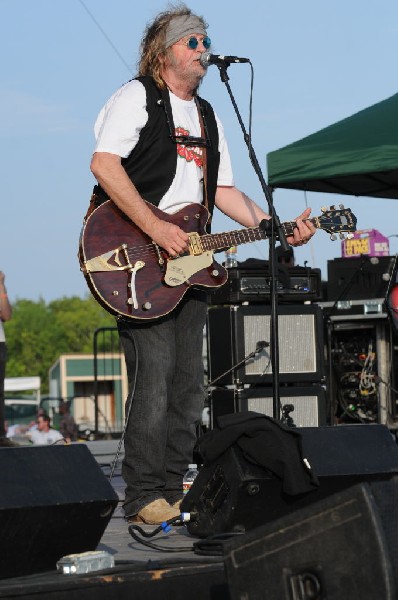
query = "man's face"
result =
(166, 34, 210, 83)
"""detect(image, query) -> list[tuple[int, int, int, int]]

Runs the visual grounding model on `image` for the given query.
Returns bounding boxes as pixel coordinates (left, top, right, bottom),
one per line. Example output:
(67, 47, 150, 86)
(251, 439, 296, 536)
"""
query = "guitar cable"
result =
(108, 332, 139, 482)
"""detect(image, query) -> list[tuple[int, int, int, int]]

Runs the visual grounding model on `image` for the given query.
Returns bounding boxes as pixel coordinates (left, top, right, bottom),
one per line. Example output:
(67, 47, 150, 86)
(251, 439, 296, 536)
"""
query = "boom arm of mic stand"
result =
(216, 63, 285, 420)
(206, 349, 258, 389)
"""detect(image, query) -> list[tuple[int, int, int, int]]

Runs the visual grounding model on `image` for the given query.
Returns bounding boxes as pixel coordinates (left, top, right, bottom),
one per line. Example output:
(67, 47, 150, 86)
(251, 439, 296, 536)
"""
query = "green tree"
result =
(4, 296, 117, 393)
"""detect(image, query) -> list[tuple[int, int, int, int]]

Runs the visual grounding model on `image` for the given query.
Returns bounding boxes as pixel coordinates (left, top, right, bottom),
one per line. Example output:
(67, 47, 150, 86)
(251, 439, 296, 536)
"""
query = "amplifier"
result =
(207, 304, 324, 385)
(208, 266, 322, 305)
(210, 386, 327, 428)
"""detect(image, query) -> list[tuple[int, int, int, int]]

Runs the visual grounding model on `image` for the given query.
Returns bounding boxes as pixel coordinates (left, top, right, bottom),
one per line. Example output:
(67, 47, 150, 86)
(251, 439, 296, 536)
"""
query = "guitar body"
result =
(79, 201, 228, 320)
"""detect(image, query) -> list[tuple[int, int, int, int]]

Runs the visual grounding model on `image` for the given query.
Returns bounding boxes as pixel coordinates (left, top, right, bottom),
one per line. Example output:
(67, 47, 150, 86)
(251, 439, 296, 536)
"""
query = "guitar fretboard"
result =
(200, 219, 309, 252)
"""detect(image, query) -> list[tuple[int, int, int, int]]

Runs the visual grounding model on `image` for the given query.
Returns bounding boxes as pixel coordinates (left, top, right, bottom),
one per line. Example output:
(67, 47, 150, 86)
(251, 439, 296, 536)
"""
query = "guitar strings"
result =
(120, 216, 336, 263)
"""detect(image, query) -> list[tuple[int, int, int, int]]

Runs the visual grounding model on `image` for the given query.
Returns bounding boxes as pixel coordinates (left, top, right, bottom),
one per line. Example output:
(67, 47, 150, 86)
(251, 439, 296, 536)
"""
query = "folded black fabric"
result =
(195, 411, 319, 496)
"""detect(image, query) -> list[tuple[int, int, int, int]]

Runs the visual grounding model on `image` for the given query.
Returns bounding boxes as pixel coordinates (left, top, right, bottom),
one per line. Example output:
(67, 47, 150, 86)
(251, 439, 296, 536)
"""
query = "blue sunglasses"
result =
(185, 36, 211, 50)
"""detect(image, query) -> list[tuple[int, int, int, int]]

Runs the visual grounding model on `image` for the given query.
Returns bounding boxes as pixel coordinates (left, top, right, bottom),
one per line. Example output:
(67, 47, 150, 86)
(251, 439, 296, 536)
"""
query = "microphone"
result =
(199, 51, 250, 68)
(255, 340, 269, 353)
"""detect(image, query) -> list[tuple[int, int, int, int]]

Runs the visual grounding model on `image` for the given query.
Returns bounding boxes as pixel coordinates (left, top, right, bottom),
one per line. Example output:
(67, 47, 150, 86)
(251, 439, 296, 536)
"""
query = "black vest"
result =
(94, 76, 220, 223)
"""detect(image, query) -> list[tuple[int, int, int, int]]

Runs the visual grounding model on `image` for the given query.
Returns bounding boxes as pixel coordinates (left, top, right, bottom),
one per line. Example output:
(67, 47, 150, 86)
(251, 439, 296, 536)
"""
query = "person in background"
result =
(29, 414, 64, 445)
(0, 271, 13, 447)
(59, 401, 78, 443)
(27, 407, 47, 432)
(89, 4, 316, 525)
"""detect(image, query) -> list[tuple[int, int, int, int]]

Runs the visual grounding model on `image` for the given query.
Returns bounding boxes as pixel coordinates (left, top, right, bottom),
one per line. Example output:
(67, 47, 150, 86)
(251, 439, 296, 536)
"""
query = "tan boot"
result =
(128, 498, 180, 525)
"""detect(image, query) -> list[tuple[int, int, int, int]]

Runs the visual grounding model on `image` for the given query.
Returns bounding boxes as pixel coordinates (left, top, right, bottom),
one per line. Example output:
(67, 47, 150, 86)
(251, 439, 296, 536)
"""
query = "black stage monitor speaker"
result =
(327, 256, 395, 301)
(223, 482, 398, 600)
(207, 304, 324, 385)
(182, 423, 398, 539)
(0, 445, 119, 579)
(210, 386, 327, 429)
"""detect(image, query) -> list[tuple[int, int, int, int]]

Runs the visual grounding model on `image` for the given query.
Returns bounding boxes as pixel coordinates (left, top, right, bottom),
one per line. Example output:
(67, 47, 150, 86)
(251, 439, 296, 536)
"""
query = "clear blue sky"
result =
(2, 0, 398, 302)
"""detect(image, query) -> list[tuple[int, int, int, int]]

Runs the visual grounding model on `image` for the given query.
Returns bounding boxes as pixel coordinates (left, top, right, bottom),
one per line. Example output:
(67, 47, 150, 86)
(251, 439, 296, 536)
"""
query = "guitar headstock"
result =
(317, 205, 357, 240)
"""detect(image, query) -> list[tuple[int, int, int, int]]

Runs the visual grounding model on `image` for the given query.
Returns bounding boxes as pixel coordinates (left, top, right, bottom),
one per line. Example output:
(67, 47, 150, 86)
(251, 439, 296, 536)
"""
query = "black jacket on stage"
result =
(196, 411, 319, 496)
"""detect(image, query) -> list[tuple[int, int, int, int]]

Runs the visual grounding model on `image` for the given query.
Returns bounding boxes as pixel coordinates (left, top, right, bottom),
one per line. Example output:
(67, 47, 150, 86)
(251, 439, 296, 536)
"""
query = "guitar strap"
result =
(195, 97, 211, 226)
(83, 192, 101, 223)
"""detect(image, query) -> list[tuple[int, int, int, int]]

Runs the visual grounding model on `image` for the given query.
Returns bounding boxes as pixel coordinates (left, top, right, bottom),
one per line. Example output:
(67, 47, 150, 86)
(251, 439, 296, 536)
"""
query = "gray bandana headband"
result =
(165, 15, 207, 48)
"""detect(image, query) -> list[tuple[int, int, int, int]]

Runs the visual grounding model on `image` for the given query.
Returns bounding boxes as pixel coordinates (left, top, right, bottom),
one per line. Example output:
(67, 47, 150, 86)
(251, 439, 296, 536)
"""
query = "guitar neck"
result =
(202, 218, 316, 252)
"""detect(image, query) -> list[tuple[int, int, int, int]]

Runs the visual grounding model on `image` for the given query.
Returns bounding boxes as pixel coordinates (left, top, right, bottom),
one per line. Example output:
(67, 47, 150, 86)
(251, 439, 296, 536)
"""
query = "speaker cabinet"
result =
(210, 386, 327, 429)
(182, 423, 398, 539)
(223, 482, 398, 600)
(0, 445, 118, 579)
(207, 304, 324, 385)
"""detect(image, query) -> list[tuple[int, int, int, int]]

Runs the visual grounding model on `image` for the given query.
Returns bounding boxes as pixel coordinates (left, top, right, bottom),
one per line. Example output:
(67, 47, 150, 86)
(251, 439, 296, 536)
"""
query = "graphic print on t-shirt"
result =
(175, 127, 203, 168)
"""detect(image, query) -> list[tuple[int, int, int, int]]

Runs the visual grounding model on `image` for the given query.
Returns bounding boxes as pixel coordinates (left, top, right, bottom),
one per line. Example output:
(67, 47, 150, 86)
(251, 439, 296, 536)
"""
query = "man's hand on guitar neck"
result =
(290, 207, 317, 247)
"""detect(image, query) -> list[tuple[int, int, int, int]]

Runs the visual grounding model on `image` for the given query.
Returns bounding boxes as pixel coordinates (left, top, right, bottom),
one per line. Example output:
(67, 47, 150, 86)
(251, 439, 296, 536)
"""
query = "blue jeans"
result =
(117, 291, 207, 517)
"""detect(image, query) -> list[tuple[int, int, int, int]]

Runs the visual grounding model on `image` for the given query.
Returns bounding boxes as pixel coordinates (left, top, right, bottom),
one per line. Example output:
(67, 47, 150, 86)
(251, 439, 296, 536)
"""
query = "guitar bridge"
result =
(83, 245, 131, 273)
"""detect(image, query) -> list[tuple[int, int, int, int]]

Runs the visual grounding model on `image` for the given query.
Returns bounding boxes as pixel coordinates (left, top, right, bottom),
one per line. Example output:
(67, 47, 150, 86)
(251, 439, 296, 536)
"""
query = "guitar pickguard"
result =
(164, 252, 214, 286)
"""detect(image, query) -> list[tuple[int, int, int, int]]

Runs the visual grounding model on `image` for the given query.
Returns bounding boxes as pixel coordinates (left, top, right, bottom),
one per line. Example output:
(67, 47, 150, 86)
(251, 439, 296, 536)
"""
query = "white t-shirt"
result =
(94, 79, 234, 214)
(30, 428, 64, 445)
(0, 321, 5, 343)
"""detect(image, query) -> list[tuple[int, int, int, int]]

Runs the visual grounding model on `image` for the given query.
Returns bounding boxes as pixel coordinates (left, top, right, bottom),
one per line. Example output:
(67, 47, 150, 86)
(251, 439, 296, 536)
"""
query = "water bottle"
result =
(225, 246, 238, 268)
(183, 463, 199, 496)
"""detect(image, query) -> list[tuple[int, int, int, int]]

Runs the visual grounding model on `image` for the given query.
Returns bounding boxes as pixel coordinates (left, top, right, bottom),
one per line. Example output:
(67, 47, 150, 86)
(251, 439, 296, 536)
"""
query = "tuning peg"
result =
(330, 205, 335, 210)
(339, 204, 345, 209)
(346, 233, 354, 239)
(330, 234, 337, 241)
(321, 206, 327, 213)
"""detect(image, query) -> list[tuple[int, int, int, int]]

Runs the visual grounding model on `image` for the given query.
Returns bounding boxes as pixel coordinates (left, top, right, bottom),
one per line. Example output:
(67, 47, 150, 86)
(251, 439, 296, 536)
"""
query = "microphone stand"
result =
(216, 62, 288, 420)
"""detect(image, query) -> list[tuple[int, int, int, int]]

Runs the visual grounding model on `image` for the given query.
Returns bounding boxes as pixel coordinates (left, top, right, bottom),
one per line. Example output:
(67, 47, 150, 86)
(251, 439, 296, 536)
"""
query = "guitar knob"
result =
(339, 204, 345, 209)
(330, 234, 337, 241)
(142, 302, 152, 311)
(321, 206, 327, 213)
(211, 269, 219, 277)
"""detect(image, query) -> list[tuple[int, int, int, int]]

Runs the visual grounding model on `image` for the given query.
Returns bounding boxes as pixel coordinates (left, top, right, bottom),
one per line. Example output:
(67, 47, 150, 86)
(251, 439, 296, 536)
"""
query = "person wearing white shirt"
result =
(29, 415, 64, 445)
(89, 5, 316, 526)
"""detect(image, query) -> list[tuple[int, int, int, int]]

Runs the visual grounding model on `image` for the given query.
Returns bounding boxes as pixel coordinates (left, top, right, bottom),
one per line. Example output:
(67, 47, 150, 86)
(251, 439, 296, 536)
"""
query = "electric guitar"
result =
(79, 201, 357, 320)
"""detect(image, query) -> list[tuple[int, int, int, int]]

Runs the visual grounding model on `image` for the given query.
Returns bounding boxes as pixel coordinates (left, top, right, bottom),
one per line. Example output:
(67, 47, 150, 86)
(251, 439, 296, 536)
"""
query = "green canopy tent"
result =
(266, 93, 398, 199)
